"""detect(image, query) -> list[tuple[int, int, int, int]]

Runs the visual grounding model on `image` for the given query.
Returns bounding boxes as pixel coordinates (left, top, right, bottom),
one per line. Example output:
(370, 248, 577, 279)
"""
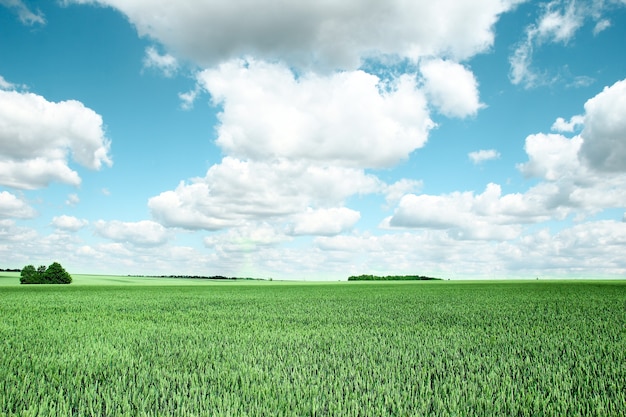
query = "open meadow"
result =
(0, 275, 625, 416)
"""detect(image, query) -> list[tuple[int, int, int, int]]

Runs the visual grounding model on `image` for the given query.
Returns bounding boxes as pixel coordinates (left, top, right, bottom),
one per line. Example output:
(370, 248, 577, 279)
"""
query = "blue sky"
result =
(1, 0, 626, 279)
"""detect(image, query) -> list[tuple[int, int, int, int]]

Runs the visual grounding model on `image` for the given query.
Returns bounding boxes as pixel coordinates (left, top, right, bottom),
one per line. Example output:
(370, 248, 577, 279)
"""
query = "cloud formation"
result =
(385, 184, 530, 241)
(387, 76, 626, 243)
(66, 0, 521, 70)
(0, 191, 36, 219)
(0, 88, 112, 189)
(420, 59, 484, 118)
(52, 215, 89, 232)
(288, 207, 361, 236)
(469, 149, 501, 164)
(94, 220, 171, 247)
(579, 79, 626, 172)
(40, 0, 626, 280)
(509, 0, 625, 88)
(0, 0, 45, 25)
(143, 46, 179, 77)
(199, 59, 433, 168)
(551, 115, 584, 132)
(149, 157, 381, 231)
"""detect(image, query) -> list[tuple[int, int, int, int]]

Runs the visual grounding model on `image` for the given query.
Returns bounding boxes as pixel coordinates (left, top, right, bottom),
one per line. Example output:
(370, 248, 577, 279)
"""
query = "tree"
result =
(20, 262, 72, 284)
(44, 262, 72, 284)
(19, 265, 37, 284)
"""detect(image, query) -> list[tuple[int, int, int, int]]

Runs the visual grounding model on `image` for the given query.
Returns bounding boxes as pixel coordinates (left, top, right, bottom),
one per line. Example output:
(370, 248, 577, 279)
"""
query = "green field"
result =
(1, 277, 625, 416)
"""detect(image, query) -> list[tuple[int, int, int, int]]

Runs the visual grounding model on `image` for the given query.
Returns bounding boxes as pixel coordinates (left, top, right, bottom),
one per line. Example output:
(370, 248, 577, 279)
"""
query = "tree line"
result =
(348, 274, 442, 281)
(20, 262, 72, 284)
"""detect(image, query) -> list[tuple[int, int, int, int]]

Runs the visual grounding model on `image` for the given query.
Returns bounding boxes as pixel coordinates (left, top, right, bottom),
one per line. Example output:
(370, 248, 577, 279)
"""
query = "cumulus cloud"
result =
(518, 133, 583, 180)
(312, 219, 626, 279)
(0, 88, 112, 189)
(511, 81, 626, 218)
(579, 79, 626, 172)
(199, 59, 433, 168)
(0, 191, 36, 219)
(420, 59, 485, 118)
(66, 0, 520, 70)
(93, 220, 171, 247)
(288, 207, 360, 236)
(513, 220, 626, 274)
(383, 179, 423, 205)
(469, 149, 501, 164)
(551, 115, 584, 132)
(143, 46, 179, 77)
(0, 220, 38, 249)
(149, 157, 381, 230)
(382, 163, 626, 241)
(385, 184, 527, 241)
(52, 215, 89, 232)
(0, 0, 45, 25)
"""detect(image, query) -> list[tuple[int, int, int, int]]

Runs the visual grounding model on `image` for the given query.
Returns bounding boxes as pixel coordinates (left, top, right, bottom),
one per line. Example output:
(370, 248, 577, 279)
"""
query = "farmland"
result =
(0, 277, 625, 416)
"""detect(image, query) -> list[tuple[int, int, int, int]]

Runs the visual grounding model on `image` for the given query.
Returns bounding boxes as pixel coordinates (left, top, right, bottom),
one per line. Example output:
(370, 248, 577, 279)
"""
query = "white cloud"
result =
(94, 220, 171, 247)
(0, 89, 112, 189)
(199, 59, 434, 168)
(383, 179, 423, 205)
(512, 82, 626, 217)
(0, 219, 38, 247)
(0, 158, 82, 189)
(66, 193, 80, 206)
(0, 75, 15, 90)
(149, 157, 382, 230)
(514, 131, 626, 216)
(513, 220, 626, 274)
(551, 115, 584, 132)
(288, 207, 360, 236)
(593, 18, 611, 35)
(509, 0, 597, 88)
(52, 215, 89, 232)
(0, 191, 36, 219)
(0, 0, 45, 26)
(536, 1, 583, 43)
(420, 59, 485, 118)
(204, 223, 290, 253)
(579, 79, 626, 172)
(518, 133, 583, 181)
(178, 86, 200, 110)
(313, 219, 626, 279)
(385, 184, 526, 241)
(66, 0, 521, 70)
(469, 149, 501, 164)
(509, 33, 537, 87)
(143, 46, 178, 77)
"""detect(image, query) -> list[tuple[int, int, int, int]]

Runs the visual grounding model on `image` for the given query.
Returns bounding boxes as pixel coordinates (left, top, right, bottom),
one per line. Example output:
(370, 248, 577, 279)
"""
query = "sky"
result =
(1, 0, 626, 280)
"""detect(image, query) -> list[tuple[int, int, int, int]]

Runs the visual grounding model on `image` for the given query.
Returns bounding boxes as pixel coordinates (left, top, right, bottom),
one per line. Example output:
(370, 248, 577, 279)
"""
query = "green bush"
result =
(19, 265, 37, 284)
(20, 262, 72, 284)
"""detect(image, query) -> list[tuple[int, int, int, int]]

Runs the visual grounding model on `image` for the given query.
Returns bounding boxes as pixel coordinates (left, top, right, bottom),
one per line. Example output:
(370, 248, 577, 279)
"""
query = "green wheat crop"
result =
(1, 280, 624, 416)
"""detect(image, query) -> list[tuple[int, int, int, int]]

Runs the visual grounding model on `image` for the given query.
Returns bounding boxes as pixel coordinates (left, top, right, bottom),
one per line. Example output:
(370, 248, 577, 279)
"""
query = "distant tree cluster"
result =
(0, 268, 21, 272)
(127, 275, 266, 281)
(20, 262, 72, 284)
(348, 274, 442, 281)
(166, 275, 234, 280)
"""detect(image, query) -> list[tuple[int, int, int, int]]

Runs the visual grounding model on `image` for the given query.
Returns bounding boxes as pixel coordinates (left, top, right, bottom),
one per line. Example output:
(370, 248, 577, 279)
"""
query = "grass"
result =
(0, 273, 267, 286)
(0, 279, 624, 416)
